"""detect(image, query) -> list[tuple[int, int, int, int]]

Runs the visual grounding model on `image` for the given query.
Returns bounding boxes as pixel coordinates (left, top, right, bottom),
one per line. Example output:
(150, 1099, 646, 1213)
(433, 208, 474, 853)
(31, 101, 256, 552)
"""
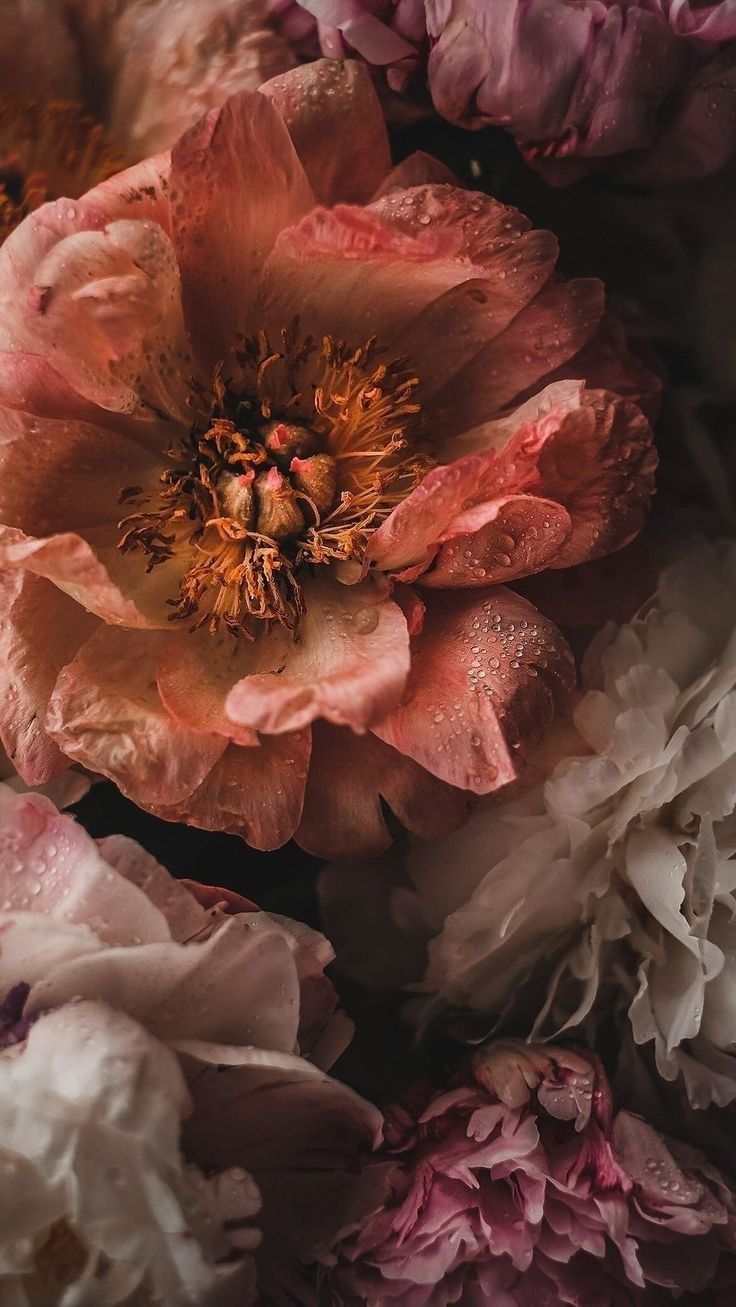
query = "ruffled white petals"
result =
(378, 540, 736, 1107)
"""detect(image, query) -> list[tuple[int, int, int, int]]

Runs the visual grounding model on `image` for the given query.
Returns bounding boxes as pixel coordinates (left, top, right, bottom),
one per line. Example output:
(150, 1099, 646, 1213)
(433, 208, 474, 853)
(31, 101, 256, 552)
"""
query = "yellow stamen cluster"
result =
(118, 324, 433, 638)
(0, 97, 122, 243)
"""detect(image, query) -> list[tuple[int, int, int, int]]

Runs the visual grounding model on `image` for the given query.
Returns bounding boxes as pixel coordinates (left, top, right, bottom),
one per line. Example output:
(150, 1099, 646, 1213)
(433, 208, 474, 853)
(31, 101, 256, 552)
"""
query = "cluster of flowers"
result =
(0, 0, 734, 1302)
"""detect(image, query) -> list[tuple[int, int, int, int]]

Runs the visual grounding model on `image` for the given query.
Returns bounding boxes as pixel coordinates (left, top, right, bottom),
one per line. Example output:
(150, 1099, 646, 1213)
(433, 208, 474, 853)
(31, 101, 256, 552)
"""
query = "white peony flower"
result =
(0, 1001, 259, 1306)
(337, 539, 736, 1110)
(0, 783, 381, 1304)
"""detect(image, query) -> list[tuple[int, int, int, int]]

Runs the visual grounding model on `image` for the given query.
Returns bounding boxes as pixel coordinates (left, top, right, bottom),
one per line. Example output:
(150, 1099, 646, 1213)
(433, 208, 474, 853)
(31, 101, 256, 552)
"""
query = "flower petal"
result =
(180, 1051, 382, 1280)
(0, 215, 192, 422)
(296, 722, 470, 859)
(421, 493, 572, 589)
(27, 916, 302, 1052)
(157, 734, 311, 851)
(369, 186, 560, 397)
(429, 276, 605, 440)
(82, 0, 295, 157)
(374, 588, 576, 793)
(45, 627, 227, 805)
(0, 571, 97, 784)
(170, 87, 314, 367)
(261, 59, 390, 204)
(158, 630, 260, 745)
(0, 785, 170, 946)
(259, 203, 477, 353)
(225, 577, 410, 734)
(537, 389, 657, 569)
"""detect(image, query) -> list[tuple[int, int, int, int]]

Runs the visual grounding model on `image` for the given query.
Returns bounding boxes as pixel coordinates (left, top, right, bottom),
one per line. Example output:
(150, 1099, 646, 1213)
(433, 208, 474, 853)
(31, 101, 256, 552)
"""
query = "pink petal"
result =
(0, 786, 170, 946)
(170, 88, 313, 368)
(45, 627, 227, 806)
(158, 631, 260, 745)
(225, 577, 410, 734)
(421, 493, 573, 588)
(374, 588, 576, 793)
(99, 833, 212, 942)
(296, 722, 470, 858)
(157, 734, 311, 851)
(0, 571, 97, 784)
(261, 59, 391, 204)
(537, 388, 657, 569)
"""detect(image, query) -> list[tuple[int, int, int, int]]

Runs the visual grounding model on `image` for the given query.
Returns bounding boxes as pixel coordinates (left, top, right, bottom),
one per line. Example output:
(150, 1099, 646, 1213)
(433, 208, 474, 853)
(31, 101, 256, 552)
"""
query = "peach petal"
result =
(374, 588, 576, 794)
(0, 571, 97, 785)
(82, 154, 173, 230)
(421, 493, 573, 588)
(225, 577, 410, 734)
(259, 202, 474, 354)
(296, 722, 470, 859)
(261, 59, 390, 204)
(170, 88, 314, 367)
(0, 409, 161, 537)
(0, 526, 169, 628)
(157, 735, 311, 851)
(429, 276, 605, 439)
(45, 627, 227, 806)
(369, 187, 560, 400)
(157, 631, 259, 745)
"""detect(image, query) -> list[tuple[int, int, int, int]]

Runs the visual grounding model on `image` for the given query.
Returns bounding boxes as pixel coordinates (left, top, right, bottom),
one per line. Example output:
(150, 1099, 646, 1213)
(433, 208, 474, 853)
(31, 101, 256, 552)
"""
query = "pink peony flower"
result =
(0, 60, 656, 856)
(0, 781, 380, 1302)
(293, 0, 736, 184)
(325, 1041, 736, 1305)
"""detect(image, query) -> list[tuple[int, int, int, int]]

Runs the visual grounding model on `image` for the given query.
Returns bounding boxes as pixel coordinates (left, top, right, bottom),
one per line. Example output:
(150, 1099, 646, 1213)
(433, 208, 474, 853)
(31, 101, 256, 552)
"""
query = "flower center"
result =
(118, 327, 432, 637)
(0, 97, 122, 242)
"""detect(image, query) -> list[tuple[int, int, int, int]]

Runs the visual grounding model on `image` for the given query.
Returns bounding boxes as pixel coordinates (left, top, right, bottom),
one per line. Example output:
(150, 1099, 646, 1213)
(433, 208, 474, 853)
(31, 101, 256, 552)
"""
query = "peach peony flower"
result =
(0, 61, 656, 856)
(0, 0, 295, 242)
(324, 1041, 736, 1305)
(0, 782, 380, 1303)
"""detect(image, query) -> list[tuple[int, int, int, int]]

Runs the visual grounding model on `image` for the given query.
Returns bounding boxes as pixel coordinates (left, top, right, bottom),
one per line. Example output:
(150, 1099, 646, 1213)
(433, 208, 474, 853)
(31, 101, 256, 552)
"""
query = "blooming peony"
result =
(325, 1041, 736, 1305)
(293, 0, 736, 184)
(0, 782, 380, 1303)
(358, 538, 736, 1108)
(0, 60, 656, 855)
(0, 0, 295, 242)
